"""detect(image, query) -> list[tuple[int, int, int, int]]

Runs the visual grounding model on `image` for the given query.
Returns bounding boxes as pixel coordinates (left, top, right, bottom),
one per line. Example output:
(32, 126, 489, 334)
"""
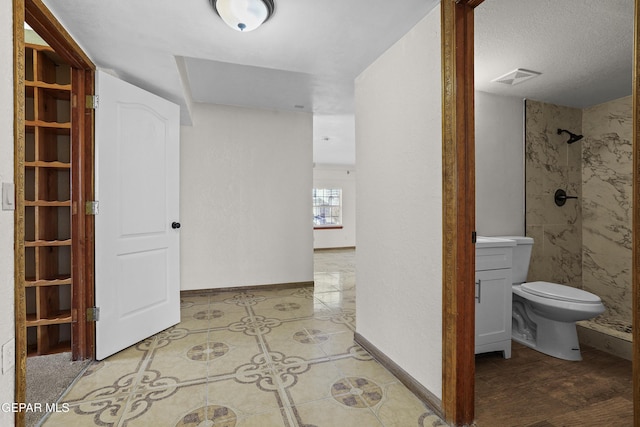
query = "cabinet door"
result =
(475, 269, 512, 348)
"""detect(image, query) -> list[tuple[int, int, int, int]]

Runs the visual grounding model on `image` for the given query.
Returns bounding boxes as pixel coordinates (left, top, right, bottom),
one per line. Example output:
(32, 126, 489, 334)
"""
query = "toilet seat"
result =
(521, 281, 602, 304)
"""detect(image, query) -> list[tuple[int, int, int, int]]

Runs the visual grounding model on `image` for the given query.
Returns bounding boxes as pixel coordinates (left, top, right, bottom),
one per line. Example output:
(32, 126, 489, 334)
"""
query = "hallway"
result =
(42, 249, 445, 426)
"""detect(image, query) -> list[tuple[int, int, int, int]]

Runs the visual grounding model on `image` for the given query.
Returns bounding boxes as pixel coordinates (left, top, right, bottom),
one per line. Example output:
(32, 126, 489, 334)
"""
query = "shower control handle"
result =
(554, 189, 578, 207)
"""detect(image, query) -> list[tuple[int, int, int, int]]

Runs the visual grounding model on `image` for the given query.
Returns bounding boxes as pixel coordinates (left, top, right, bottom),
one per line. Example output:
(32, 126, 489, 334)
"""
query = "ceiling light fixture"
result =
(211, 0, 275, 32)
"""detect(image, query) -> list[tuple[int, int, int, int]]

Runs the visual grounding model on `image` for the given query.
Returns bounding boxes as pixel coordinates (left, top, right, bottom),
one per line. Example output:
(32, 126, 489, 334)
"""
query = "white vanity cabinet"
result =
(475, 237, 515, 359)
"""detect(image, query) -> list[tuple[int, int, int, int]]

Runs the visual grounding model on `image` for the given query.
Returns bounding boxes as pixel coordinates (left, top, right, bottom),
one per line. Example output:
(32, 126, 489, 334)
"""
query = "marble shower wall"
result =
(525, 97, 633, 328)
(582, 96, 633, 324)
(525, 100, 583, 286)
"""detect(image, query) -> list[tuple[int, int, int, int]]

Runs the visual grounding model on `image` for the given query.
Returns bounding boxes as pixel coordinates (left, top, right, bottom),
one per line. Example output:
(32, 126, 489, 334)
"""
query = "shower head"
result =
(557, 128, 583, 144)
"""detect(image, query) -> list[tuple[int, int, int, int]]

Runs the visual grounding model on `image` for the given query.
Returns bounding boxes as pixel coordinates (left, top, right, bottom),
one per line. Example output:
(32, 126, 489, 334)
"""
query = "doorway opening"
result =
(14, 0, 95, 425)
(440, 0, 639, 425)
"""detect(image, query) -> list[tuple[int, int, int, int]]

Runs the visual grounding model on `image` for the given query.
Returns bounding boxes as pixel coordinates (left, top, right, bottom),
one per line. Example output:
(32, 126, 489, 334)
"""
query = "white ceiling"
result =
(42, 0, 634, 166)
(475, 0, 634, 108)
(42, 0, 439, 166)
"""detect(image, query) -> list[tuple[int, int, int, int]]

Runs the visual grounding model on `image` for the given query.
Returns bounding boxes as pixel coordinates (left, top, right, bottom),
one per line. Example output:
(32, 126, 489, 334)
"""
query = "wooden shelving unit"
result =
(23, 43, 73, 356)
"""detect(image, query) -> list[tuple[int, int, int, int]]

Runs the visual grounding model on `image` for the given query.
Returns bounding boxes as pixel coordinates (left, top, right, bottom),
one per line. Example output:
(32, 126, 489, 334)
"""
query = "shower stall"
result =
(525, 98, 633, 358)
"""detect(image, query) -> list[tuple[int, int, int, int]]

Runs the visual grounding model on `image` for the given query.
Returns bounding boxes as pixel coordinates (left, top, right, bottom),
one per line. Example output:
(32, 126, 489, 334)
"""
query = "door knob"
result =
(171, 222, 181, 229)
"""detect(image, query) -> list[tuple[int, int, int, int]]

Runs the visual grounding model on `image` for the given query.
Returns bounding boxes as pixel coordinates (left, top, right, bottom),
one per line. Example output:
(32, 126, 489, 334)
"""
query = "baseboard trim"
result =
(181, 281, 314, 296)
(354, 332, 444, 419)
(313, 246, 356, 251)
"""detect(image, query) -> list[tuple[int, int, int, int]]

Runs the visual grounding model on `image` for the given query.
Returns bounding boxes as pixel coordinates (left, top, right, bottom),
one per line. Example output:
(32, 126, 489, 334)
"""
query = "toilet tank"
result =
(495, 236, 534, 284)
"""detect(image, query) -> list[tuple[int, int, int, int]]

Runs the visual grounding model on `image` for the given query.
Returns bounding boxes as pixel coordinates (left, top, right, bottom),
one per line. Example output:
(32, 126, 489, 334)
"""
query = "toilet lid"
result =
(521, 281, 602, 303)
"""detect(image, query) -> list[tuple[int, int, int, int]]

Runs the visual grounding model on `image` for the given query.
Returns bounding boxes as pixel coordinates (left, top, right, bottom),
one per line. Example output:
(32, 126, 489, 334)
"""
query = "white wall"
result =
(180, 103, 314, 290)
(0, 2, 15, 423)
(475, 91, 525, 236)
(355, 5, 443, 399)
(313, 165, 356, 249)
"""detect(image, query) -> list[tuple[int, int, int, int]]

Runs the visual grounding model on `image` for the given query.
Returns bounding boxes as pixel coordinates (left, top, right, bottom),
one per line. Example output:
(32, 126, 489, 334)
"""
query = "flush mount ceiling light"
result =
(211, 0, 275, 32)
(492, 68, 541, 86)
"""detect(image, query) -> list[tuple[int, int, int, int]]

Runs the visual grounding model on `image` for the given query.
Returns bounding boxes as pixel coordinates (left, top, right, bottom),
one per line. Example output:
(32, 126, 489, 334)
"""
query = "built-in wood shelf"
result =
(24, 200, 71, 207)
(25, 80, 71, 92)
(24, 160, 71, 169)
(25, 276, 72, 287)
(26, 310, 72, 327)
(23, 43, 74, 356)
(24, 239, 72, 248)
(27, 341, 71, 357)
(24, 120, 71, 131)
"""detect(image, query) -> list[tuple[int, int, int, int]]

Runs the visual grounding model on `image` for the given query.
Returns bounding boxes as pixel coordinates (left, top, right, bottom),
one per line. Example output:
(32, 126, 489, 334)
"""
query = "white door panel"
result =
(95, 70, 180, 360)
(117, 105, 167, 236)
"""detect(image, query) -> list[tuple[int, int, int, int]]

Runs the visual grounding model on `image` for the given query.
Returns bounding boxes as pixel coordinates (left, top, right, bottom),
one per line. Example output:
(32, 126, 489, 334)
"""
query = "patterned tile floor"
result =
(43, 249, 446, 426)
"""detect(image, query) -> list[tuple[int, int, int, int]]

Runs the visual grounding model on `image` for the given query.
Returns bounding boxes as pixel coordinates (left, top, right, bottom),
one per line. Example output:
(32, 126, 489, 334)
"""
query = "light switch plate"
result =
(2, 182, 15, 211)
(2, 338, 15, 374)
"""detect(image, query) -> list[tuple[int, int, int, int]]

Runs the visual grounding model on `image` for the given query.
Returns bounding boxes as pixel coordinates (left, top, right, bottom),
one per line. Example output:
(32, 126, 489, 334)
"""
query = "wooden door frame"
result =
(13, 0, 95, 425)
(441, 0, 640, 425)
(441, 1, 476, 425)
(632, 2, 640, 425)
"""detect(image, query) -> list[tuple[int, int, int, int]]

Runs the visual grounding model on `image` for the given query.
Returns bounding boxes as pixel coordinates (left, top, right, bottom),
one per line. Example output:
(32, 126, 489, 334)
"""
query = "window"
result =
(313, 188, 342, 228)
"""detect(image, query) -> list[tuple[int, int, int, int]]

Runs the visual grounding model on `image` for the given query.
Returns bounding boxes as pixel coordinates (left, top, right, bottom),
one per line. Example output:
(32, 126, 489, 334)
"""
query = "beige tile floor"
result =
(43, 249, 446, 426)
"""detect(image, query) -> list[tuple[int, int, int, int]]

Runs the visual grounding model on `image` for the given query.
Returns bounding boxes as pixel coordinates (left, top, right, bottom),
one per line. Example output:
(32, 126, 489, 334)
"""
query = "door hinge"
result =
(86, 307, 100, 322)
(86, 95, 99, 109)
(472, 231, 477, 244)
(85, 201, 99, 215)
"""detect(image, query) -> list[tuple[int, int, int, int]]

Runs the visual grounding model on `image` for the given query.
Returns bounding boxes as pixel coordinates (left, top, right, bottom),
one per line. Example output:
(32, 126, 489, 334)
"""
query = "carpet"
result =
(26, 352, 90, 427)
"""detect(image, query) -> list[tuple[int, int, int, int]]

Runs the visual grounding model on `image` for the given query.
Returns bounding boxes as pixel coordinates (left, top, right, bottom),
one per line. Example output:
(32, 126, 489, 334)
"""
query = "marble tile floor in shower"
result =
(42, 249, 445, 427)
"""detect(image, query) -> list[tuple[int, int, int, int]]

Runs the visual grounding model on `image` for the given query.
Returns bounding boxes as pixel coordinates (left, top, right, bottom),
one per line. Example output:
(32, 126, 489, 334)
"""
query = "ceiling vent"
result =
(492, 68, 541, 86)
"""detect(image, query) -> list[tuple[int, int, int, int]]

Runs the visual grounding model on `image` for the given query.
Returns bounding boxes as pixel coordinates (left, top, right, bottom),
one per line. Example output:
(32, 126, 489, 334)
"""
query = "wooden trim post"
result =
(632, 1, 640, 424)
(12, 1, 27, 426)
(441, 0, 478, 425)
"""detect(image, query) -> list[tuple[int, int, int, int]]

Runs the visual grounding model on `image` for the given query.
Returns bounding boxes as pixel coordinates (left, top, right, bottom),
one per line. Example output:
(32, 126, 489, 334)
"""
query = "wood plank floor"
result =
(475, 342, 633, 426)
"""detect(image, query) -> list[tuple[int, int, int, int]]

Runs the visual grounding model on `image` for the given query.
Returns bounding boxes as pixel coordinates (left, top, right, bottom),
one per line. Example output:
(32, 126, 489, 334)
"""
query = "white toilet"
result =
(498, 236, 605, 361)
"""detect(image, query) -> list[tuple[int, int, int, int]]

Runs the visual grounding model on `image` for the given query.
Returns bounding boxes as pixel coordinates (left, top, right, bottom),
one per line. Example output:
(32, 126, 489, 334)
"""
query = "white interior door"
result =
(95, 70, 180, 360)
